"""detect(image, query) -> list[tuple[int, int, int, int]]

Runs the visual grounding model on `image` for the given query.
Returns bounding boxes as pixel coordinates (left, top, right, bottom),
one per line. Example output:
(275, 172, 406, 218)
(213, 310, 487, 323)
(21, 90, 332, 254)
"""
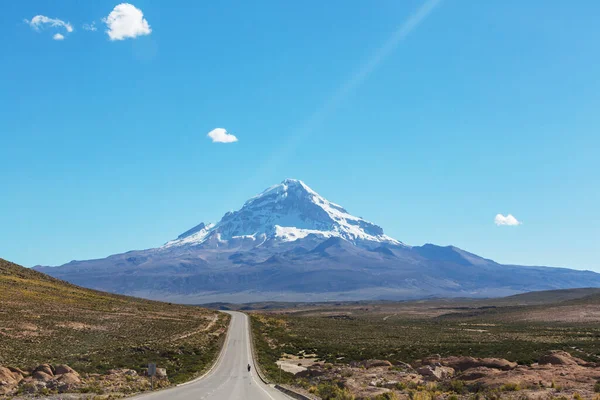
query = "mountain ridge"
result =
(34, 179, 600, 303)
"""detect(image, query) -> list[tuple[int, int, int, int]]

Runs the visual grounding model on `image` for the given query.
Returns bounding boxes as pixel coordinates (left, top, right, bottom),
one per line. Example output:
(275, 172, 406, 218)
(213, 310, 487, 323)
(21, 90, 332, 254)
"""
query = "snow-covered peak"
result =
(164, 179, 402, 248)
(244, 179, 320, 208)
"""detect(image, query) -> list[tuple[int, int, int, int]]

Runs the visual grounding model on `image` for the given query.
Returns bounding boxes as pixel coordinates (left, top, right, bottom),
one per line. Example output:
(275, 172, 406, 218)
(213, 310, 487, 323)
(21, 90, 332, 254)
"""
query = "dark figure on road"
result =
(247, 364, 251, 372)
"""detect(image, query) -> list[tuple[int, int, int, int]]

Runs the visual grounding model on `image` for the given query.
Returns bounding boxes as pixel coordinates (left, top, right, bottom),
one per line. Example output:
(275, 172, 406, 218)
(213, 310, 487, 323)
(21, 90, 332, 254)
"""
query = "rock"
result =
(0, 386, 12, 396)
(58, 372, 81, 385)
(155, 368, 167, 378)
(296, 368, 325, 378)
(362, 360, 393, 369)
(441, 356, 517, 371)
(33, 380, 47, 391)
(57, 382, 71, 393)
(21, 380, 47, 394)
(32, 370, 54, 382)
(123, 369, 138, 376)
(480, 358, 518, 370)
(0, 366, 21, 395)
(457, 367, 499, 381)
(393, 361, 414, 371)
(55, 364, 78, 376)
(11, 372, 24, 384)
(0, 366, 19, 385)
(417, 365, 455, 381)
(34, 364, 54, 376)
(538, 351, 583, 366)
(419, 355, 442, 366)
(107, 368, 137, 376)
(8, 366, 28, 376)
(382, 380, 400, 389)
(54, 372, 81, 392)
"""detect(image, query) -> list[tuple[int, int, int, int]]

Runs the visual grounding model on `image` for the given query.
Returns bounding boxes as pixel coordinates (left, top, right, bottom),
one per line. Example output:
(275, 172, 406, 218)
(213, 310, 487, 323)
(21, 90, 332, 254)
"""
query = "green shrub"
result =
(373, 393, 398, 400)
(500, 383, 520, 391)
(315, 382, 354, 400)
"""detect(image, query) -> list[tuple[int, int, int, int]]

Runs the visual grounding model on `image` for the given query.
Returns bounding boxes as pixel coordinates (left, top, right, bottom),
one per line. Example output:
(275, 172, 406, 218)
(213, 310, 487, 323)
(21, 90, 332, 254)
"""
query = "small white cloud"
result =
(494, 214, 522, 226)
(82, 22, 97, 31)
(103, 3, 151, 41)
(207, 128, 238, 143)
(53, 33, 65, 41)
(25, 15, 73, 33)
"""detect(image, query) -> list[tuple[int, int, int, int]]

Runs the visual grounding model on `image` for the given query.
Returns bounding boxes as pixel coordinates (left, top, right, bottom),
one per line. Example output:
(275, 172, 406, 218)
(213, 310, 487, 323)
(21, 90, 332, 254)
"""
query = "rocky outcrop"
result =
(107, 368, 138, 376)
(0, 363, 83, 395)
(296, 367, 326, 378)
(538, 350, 586, 366)
(8, 366, 27, 376)
(54, 364, 78, 375)
(0, 362, 169, 396)
(417, 365, 455, 381)
(32, 370, 54, 382)
(439, 356, 517, 371)
(34, 363, 55, 376)
(362, 359, 393, 369)
(288, 351, 600, 399)
(0, 366, 23, 395)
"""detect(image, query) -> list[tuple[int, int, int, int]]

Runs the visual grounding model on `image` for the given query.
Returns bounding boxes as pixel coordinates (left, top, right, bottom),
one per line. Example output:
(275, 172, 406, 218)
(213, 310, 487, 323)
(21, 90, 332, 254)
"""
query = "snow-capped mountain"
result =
(165, 179, 401, 249)
(35, 179, 600, 304)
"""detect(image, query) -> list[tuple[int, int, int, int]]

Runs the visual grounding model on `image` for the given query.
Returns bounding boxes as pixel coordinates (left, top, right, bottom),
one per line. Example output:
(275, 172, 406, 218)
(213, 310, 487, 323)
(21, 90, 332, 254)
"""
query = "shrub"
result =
(442, 380, 466, 394)
(373, 393, 399, 400)
(315, 382, 354, 400)
(500, 383, 520, 392)
(408, 391, 434, 400)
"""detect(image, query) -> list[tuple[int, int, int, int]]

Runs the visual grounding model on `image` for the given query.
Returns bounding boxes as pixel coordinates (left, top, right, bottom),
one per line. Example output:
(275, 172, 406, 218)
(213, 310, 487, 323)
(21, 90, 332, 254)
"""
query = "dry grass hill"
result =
(0, 258, 229, 396)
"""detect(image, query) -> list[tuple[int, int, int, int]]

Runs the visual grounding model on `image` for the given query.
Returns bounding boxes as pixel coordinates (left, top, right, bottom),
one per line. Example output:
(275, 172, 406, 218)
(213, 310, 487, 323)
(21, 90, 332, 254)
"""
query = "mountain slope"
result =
(35, 179, 600, 303)
(0, 258, 227, 383)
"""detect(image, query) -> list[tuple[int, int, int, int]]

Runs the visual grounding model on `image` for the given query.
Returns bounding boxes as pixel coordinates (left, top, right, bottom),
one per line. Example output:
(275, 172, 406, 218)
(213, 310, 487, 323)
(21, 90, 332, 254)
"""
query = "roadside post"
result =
(148, 363, 156, 390)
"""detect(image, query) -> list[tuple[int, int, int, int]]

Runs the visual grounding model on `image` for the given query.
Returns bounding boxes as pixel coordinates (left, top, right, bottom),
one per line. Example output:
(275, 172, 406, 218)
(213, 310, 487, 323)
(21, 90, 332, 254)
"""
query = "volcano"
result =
(35, 179, 600, 303)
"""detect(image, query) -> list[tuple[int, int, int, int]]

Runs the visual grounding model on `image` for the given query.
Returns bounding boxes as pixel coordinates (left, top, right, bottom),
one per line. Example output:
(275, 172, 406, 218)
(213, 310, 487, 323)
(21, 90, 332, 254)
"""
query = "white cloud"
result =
(494, 214, 522, 226)
(25, 15, 73, 33)
(53, 33, 65, 41)
(207, 128, 238, 143)
(103, 3, 151, 41)
(82, 22, 97, 31)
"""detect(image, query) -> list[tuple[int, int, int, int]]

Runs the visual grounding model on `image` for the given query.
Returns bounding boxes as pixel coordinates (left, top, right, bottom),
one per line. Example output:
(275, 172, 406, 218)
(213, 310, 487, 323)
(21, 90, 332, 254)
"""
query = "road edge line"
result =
(246, 312, 272, 385)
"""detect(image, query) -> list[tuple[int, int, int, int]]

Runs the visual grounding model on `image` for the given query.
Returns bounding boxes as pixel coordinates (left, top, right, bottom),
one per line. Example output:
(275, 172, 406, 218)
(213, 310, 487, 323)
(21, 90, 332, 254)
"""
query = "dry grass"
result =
(251, 293, 600, 383)
(0, 258, 229, 384)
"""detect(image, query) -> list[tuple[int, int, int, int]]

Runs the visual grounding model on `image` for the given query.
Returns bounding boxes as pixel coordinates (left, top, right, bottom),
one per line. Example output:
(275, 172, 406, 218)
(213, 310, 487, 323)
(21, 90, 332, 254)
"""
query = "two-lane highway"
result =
(131, 311, 291, 400)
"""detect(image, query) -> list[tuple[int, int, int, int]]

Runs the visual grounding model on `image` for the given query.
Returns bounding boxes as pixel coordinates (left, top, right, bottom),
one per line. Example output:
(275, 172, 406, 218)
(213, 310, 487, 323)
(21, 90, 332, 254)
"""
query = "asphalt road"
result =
(130, 311, 291, 400)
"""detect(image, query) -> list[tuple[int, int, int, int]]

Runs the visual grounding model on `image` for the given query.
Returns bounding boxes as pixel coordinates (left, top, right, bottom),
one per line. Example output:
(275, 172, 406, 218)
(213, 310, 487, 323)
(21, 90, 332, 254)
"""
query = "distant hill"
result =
(0, 258, 228, 383)
(203, 288, 600, 312)
(487, 287, 600, 306)
(35, 179, 600, 303)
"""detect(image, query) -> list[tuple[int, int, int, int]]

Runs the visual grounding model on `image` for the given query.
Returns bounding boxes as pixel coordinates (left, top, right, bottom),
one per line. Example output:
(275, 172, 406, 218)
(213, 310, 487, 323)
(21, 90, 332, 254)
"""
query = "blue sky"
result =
(1, 1, 598, 271)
